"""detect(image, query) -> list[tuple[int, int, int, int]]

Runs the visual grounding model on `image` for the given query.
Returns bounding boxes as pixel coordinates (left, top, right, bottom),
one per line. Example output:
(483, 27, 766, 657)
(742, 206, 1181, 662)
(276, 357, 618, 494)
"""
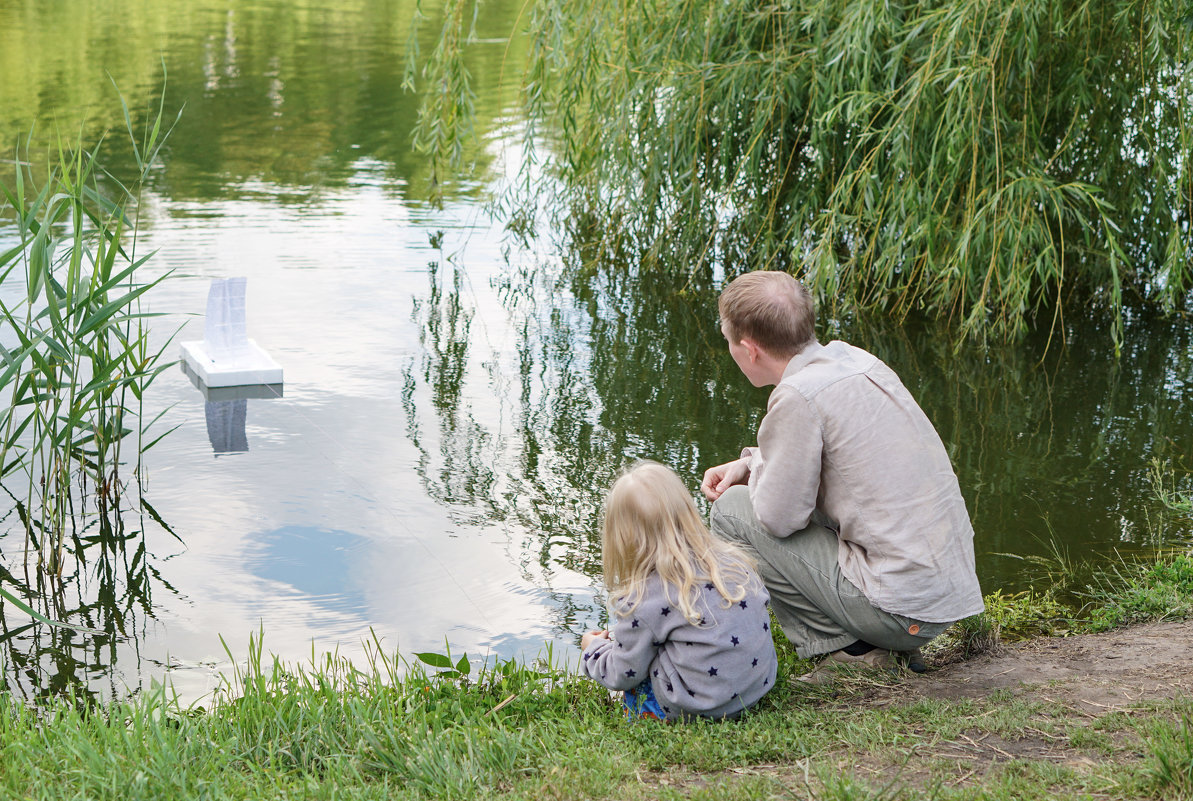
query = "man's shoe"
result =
(795, 647, 896, 685)
(900, 647, 927, 673)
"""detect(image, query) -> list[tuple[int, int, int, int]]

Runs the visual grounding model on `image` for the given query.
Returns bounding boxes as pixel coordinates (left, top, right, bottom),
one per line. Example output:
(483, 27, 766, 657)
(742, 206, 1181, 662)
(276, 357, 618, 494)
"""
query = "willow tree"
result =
(414, 0, 1192, 343)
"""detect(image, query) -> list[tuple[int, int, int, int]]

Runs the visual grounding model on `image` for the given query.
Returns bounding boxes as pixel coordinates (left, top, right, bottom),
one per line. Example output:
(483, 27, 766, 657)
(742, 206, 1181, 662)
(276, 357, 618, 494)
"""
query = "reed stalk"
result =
(0, 84, 181, 581)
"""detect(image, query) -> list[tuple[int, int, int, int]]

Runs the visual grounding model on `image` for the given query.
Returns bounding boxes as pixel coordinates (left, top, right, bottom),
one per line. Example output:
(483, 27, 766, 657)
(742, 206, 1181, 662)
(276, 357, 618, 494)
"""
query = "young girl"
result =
(580, 461, 778, 720)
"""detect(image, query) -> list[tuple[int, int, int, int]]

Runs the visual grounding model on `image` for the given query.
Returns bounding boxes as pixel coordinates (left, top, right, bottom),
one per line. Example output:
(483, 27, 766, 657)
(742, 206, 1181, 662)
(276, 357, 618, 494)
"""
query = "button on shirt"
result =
(742, 340, 984, 623)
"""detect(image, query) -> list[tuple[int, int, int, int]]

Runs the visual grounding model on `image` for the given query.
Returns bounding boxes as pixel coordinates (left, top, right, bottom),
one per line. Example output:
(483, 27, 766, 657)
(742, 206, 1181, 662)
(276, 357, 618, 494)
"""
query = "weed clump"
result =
(1086, 555, 1193, 632)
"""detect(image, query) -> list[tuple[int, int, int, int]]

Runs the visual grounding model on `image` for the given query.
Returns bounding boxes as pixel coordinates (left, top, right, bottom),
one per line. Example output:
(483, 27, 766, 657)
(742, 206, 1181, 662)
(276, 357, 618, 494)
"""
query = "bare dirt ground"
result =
(880, 618, 1193, 709)
(847, 619, 1193, 788)
(843, 620, 1193, 792)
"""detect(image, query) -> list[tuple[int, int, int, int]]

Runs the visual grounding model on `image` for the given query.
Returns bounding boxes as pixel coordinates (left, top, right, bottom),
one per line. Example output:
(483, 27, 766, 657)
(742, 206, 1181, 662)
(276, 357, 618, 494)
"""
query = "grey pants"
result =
(710, 486, 949, 658)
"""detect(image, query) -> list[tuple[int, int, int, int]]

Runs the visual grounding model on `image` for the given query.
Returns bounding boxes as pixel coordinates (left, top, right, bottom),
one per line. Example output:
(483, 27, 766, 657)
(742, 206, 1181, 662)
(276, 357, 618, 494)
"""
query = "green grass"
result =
(1084, 555, 1193, 632)
(1151, 457, 1193, 517)
(0, 654, 1184, 800)
(1, 550, 1192, 800)
(1144, 715, 1193, 799)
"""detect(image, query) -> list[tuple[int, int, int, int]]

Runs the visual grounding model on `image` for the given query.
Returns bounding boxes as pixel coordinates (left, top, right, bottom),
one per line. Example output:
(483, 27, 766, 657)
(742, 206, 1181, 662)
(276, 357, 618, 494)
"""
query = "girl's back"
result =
(580, 461, 779, 720)
(583, 568, 777, 719)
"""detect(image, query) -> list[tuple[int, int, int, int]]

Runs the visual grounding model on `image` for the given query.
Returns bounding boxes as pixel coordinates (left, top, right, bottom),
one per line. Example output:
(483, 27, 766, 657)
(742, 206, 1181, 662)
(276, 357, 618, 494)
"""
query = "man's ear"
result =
(739, 338, 762, 363)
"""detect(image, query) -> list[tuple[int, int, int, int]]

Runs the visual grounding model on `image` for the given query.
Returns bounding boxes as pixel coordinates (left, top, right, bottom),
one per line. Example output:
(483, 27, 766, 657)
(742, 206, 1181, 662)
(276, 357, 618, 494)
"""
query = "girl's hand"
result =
(581, 629, 610, 650)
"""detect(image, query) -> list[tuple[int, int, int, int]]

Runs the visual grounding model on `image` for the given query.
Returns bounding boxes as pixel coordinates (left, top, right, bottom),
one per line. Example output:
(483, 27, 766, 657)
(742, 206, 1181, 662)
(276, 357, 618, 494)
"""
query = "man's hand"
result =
(581, 629, 610, 651)
(700, 457, 751, 502)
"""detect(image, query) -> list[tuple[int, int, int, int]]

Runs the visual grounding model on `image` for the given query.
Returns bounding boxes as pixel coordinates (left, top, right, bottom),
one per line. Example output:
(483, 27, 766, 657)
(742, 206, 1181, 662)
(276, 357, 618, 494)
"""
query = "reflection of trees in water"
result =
(403, 258, 771, 585)
(407, 257, 1193, 601)
(0, 495, 178, 706)
(402, 256, 609, 636)
(404, 258, 500, 524)
(0, 0, 530, 203)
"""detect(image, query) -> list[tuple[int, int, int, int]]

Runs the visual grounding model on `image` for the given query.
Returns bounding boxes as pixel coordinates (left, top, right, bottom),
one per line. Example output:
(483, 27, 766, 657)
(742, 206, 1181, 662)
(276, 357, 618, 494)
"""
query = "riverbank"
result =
(2, 555, 1192, 800)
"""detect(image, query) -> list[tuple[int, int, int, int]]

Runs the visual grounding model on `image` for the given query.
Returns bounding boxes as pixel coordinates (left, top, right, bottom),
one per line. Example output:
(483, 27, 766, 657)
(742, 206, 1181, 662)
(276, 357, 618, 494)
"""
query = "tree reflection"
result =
(855, 307, 1193, 581)
(0, 0, 530, 204)
(404, 257, 502, 524)
(403, 256, 767, 592)
(405, 253, 1193, 600)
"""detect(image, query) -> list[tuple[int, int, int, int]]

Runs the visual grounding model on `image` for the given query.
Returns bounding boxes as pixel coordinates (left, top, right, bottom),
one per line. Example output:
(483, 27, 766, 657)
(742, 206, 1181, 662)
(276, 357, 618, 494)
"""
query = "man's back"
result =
(751, 340, 984, 622)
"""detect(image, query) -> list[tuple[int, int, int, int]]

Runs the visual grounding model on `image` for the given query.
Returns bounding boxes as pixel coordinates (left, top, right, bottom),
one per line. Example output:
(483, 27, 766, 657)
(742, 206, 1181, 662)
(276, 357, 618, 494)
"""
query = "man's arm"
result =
(750, 387, 822, 537)
(700, 457, 751, 501)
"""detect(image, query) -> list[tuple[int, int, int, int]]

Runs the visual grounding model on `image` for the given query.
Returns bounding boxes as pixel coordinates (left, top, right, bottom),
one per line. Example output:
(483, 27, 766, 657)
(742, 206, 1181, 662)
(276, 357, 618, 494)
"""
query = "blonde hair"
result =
(602, 461, 754, 623)
(718, 271, 816, 358)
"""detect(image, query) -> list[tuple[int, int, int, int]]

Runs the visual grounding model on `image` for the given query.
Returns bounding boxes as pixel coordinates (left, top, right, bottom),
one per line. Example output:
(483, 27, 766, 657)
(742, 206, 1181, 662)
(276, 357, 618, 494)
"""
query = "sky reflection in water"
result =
(109, 176, 599, 702)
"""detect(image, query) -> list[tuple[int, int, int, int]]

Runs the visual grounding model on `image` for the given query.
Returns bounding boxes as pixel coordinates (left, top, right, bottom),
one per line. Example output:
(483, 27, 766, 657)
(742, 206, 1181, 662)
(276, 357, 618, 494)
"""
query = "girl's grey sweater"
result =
(581, 572, 778, 720)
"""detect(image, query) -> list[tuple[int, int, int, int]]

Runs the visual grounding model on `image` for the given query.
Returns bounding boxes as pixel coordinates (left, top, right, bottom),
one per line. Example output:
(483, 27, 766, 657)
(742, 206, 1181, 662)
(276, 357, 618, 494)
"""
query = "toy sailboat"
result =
(180, 277, 283, 388)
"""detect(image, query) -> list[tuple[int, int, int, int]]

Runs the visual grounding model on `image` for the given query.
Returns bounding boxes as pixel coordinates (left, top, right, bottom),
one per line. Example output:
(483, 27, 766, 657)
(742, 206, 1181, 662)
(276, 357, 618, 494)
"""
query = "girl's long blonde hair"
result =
(602, 461, 754, 623)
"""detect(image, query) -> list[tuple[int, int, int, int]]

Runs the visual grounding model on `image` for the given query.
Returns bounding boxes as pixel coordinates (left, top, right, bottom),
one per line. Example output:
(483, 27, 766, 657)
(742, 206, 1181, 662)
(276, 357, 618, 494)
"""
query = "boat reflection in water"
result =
(181, 361, 283, 456)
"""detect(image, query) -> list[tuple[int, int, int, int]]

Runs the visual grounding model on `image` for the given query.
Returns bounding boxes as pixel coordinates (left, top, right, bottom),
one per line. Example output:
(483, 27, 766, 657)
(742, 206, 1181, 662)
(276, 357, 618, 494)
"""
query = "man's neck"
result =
(774, 340, 824, 384)
(756, 351, 793, 387)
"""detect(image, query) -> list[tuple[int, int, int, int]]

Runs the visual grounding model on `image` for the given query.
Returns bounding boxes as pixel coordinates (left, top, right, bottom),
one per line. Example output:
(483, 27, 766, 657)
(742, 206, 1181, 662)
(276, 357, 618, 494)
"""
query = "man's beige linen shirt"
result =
(742, 340, 984, 623)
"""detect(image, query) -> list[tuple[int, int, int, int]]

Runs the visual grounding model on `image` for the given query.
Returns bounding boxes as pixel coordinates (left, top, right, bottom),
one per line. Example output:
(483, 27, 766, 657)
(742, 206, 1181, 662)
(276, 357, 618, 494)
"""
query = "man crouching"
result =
(701, 271, 983, 683)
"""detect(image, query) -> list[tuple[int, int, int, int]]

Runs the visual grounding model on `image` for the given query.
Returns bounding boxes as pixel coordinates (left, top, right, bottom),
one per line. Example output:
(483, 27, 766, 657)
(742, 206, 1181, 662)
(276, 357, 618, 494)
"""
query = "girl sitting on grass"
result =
(581, 461, 778, 720)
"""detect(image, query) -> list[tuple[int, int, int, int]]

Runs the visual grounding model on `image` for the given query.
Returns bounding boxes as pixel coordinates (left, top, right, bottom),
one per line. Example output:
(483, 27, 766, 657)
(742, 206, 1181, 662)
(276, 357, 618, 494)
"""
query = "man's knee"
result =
(710, 485, 755, 544)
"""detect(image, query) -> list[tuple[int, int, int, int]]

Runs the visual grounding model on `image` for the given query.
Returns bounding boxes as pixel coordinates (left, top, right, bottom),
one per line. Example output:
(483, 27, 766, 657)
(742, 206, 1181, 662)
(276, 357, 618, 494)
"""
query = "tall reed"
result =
(0, 85, 181, 580)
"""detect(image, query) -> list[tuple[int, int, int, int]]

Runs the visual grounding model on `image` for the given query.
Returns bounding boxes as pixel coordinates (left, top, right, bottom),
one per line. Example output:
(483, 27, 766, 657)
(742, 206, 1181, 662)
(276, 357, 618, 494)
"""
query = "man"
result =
(701, 271, 983, 682)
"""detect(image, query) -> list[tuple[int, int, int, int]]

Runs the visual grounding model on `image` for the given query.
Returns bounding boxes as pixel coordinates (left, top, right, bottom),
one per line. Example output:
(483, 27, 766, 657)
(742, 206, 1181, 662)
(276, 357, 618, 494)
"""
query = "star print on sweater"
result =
(579, 570, 779, 720)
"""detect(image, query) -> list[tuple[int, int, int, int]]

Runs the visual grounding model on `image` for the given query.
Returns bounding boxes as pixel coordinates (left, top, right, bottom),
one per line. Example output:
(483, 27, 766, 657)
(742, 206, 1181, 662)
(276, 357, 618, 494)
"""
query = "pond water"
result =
(1, 0, 1191, 704)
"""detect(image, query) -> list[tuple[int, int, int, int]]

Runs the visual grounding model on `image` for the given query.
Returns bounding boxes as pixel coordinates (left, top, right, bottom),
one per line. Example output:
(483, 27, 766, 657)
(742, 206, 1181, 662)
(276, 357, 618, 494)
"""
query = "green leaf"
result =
(414, 651, 455, 669)
(75, 281, 161, 338)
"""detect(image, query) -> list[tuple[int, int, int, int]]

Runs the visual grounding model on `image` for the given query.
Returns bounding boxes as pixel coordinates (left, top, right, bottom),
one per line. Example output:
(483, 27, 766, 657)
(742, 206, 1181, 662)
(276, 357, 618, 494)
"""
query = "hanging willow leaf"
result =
(421, 0, 1192, 344)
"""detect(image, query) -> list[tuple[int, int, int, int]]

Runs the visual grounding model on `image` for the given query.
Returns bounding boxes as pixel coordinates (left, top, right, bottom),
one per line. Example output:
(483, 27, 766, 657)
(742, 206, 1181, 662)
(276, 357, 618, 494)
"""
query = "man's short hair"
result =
(718, 271, 816, 358)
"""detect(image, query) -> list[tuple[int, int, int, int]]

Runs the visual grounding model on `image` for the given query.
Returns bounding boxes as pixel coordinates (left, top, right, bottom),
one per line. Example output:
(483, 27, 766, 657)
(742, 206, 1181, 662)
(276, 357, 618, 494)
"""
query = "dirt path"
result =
(634, 625, 1193, 797)
(875, 619, 1193, 711)
(812, 619, 1193, 789)
(664, 622, 1193, 795)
